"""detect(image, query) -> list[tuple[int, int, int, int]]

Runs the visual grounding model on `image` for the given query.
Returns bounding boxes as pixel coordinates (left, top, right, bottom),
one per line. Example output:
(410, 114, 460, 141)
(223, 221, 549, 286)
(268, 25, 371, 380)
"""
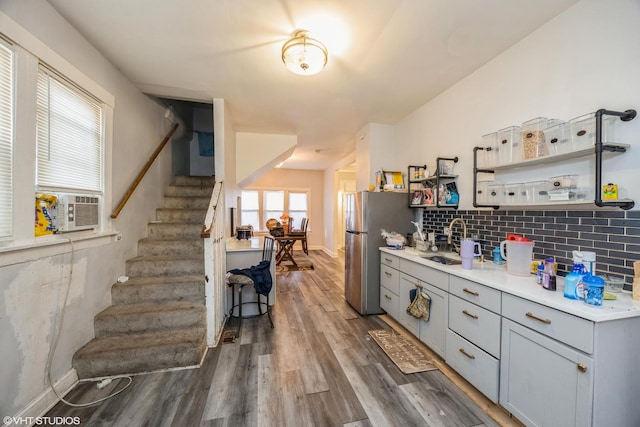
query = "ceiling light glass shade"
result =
(281, 30, 328, 76)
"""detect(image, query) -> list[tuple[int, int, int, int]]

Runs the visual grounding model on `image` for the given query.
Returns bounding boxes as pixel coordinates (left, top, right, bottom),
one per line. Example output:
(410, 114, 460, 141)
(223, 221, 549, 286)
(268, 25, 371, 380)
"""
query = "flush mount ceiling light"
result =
(281, 30, 328, 76)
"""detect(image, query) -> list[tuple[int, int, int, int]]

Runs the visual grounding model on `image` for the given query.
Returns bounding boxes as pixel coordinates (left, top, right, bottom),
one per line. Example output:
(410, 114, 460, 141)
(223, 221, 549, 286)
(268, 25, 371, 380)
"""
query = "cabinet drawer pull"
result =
(384, 257, 393, 263)
(463, 287, 479, 296)
(459, 348, 476, 359)
(384, 294, 392, 301)
(462, 309, 478, 320)
(384, 271, 392, 277)
(577, 363, 588, 373)
(526, 311, 551, 324)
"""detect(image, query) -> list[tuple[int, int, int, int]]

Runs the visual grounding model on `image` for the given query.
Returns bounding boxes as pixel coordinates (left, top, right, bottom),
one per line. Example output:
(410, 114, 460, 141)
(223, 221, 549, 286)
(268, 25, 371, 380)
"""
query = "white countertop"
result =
(226, 236, 263, 252)
(380, 246, 640, 323)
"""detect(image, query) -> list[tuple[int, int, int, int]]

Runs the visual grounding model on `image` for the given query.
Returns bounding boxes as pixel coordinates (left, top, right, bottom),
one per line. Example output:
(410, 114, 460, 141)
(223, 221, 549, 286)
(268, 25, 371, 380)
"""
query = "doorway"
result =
(336, 167, 356, 255)
(157, 98, 215, 177)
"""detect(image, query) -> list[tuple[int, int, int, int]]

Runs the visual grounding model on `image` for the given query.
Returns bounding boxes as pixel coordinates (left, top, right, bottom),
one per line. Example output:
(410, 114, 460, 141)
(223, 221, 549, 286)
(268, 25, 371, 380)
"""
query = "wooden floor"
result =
(47, 250, 510, 426)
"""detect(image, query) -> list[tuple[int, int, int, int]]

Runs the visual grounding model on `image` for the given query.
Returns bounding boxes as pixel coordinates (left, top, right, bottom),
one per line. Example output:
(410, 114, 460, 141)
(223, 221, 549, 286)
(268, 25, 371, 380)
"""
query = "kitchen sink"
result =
(420, 255, 462, 265)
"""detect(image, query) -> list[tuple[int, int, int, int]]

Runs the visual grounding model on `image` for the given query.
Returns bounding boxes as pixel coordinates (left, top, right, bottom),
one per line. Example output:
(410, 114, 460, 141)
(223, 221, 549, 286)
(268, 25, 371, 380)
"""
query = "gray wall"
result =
(0, 0, 172, 417)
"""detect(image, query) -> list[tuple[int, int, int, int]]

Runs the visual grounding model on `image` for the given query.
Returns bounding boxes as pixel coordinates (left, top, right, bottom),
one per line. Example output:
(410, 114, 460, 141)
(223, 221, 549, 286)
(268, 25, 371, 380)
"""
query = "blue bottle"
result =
(564, 262, 585, 300)
(493, 247, 504, 264)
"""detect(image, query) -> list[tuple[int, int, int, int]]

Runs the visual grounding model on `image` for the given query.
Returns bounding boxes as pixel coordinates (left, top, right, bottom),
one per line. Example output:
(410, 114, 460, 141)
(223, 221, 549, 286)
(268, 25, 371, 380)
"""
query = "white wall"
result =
(394, 0, 640, 210)
(355, 123, 396, 192)
(235, 132, 297, 188)
(0, 0, 171, 417)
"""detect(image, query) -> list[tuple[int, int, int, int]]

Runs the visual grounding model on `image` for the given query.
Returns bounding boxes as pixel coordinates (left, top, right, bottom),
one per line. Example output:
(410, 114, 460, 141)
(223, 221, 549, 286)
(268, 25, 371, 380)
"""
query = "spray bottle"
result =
(564, 257, 586, 300)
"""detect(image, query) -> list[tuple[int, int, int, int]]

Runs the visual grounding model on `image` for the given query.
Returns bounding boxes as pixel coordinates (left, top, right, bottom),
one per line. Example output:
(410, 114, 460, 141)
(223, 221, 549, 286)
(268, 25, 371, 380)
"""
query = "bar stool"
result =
(227, 236, 275, 338)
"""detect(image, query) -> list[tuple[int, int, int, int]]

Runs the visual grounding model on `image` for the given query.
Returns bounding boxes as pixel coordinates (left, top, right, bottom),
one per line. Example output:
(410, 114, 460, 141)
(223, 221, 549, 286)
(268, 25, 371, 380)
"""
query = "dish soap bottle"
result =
(564, 260, 586, 300)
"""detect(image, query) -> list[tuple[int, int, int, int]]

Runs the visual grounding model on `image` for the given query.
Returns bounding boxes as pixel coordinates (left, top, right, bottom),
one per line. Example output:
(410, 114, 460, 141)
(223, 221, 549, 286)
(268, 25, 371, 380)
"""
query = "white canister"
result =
(500, 240, 534, 277)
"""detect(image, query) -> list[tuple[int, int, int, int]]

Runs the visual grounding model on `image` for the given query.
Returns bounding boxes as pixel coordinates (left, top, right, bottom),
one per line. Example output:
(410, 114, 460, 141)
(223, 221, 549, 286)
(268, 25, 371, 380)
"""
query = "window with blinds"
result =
(0, 41, 14, 239)
(240, 189, 310, 231)
(36, 66, 104, 193)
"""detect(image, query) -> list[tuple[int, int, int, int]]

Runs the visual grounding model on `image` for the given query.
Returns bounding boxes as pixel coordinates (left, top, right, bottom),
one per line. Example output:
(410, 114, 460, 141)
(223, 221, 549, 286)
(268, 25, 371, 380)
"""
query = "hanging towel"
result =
(228, 260, 273, 296)
(197, 131, 214, 157)
(407, 288, 431, 321)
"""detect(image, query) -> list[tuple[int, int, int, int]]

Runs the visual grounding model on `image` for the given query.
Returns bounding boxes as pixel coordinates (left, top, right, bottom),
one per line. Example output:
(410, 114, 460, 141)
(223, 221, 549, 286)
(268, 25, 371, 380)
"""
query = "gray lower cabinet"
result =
(399, 273, 420, 335)
(500, 293, 640, 427)
(380, 250, 640, 426)
(380, 258, 400, 320)
(417, 281, 448, 358)
(379, 257, 449, 358)
(500, 318, 593, 427)
(447, 276, 502, 402)
(400, 259, 449, 358)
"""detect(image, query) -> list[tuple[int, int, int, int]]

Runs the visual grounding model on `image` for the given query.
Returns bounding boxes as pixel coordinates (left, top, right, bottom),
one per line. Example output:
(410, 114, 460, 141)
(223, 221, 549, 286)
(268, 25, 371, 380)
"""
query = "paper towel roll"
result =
(634, 278, 640, 301)
(634, 262, 640, 301)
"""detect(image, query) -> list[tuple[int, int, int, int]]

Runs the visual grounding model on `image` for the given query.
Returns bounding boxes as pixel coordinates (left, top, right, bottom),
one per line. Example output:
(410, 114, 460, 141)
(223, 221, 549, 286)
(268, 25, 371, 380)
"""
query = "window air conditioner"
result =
(54, 194, 101, 232)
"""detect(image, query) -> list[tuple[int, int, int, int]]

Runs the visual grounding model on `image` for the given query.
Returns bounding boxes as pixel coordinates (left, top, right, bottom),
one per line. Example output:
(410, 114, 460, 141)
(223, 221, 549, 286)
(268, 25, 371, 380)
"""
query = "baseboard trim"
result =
(6, 368, 79, 427)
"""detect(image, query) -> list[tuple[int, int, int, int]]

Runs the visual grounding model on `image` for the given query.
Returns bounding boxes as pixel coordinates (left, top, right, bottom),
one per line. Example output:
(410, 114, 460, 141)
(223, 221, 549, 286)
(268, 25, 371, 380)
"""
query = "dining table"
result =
(273, 234, 306, 266)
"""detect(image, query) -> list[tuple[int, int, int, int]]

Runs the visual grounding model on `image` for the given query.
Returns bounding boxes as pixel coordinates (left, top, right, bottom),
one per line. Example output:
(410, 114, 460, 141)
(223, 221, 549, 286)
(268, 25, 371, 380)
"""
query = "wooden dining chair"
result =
(288, 217, 308, 254)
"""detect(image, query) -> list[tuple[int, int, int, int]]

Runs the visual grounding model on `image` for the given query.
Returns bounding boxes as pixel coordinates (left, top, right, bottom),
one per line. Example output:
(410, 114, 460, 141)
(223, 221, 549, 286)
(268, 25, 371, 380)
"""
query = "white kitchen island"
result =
(380, 246, 640, 427)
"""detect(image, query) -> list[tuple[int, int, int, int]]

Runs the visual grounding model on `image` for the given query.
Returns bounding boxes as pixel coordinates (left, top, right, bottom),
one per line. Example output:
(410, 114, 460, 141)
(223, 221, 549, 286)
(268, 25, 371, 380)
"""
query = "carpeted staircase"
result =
(72, 176, 215, 378)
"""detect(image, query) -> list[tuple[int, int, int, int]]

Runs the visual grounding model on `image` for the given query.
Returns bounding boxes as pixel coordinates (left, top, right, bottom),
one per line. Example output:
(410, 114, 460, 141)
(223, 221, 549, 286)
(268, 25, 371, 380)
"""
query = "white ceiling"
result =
(47, 0, 578, 170)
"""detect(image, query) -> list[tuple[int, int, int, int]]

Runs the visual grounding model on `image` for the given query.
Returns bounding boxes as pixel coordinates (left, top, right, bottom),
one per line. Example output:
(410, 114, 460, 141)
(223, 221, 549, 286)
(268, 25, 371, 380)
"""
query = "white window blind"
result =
(263, 190, 284, 225)
(0, 41, 14, 238)
(288, 192, 308, 227)
(36, 66, 104, 193)
(240, 190, 260, 230)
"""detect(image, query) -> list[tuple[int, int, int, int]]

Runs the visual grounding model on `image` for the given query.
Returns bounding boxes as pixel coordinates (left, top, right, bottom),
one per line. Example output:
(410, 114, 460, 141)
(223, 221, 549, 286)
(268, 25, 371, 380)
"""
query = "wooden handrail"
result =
(111, 123, 179, 218)
(201, 181, 222, 238)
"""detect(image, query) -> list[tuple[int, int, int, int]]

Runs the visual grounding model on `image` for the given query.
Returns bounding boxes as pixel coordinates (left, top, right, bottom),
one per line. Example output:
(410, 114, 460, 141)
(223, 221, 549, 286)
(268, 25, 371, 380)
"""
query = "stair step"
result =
(112, 275, 204, 305)
(137, 237, 203, 257)
(147, 222, 203, 239)
(94, 301, 205, 337)
(163, 196, 210, 209)
(156, 208, 207, 223)
(126, 255, 203, 277)
(166, 185, 214, 197)
(72, 327, 207, 379)
(174, 175, 216, 187)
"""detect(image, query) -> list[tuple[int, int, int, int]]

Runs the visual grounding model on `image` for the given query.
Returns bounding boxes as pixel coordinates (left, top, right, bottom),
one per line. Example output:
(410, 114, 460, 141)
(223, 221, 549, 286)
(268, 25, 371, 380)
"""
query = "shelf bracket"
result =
(594, 108, 636, 209)
(472, 147, 498, 208)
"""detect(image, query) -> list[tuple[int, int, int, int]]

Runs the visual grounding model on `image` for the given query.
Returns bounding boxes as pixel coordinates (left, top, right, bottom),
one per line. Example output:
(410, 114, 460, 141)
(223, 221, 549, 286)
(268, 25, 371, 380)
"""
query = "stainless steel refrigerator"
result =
(344, 191, 414, 315)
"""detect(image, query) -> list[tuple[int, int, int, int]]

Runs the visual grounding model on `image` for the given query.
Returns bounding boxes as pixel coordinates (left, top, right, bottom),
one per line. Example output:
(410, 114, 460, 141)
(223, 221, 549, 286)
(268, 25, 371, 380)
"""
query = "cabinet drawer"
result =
(449, 276, 501, 313)
(380, 264, 400, 295)
(400, 258, 449, 292)
(502, 293, 594, 354)
(446, 329, 499, 403)
(448, 295, 501, 359)
(380, 253, 400, 269)
(380, 285, 399, 320)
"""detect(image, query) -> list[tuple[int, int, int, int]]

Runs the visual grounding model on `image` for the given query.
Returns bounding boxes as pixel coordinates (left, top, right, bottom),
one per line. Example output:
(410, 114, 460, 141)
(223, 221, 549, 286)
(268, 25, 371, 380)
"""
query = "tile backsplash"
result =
(421, 208, 640, 290)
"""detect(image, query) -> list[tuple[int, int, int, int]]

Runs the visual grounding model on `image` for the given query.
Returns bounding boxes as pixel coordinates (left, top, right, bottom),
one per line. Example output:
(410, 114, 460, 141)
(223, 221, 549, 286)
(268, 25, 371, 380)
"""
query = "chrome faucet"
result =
(448, 217, 467, 254)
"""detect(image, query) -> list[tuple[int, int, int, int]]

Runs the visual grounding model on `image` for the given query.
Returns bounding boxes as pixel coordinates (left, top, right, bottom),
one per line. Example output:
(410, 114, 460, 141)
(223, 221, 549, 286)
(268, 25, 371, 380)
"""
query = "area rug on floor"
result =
(368, 329, 437, 374)
(276, 262, 314, 272)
